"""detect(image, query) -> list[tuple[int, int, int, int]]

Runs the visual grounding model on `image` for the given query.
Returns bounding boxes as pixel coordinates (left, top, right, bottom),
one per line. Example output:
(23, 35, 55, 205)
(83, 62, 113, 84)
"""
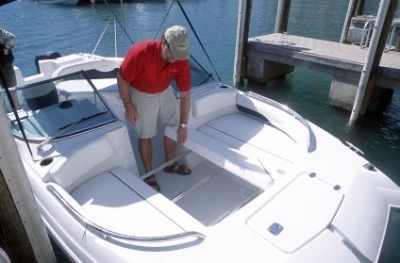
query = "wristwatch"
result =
(179, 123, 187, 128)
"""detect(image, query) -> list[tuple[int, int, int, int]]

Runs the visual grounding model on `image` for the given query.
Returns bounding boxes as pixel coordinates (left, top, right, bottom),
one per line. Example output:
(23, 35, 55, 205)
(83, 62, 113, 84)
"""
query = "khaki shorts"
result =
(130, 86, 179, 139)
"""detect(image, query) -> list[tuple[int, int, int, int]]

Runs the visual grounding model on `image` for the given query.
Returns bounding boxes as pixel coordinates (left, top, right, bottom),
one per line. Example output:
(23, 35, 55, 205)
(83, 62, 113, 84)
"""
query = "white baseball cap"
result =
(164, 25, 190, 60)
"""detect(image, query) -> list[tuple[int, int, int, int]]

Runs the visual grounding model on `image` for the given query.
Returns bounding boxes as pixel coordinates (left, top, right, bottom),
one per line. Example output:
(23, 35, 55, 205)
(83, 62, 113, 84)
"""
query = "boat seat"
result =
(66, 167, 203, 237)
(187, 85, 239, 129)
(22, 81, 59, 110)
(165, 126, 273, 190)
(199, 113, 297, 163)
(52, 59, 118, 78)
(236, 93, 310, 153)
(46, 133, 117, 192)
(164, 87, 301, 189)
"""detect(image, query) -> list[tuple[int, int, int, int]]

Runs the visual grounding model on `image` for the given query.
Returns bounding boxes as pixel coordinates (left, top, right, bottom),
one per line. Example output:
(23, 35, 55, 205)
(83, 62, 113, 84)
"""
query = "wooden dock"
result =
(246, 33, 400, 90)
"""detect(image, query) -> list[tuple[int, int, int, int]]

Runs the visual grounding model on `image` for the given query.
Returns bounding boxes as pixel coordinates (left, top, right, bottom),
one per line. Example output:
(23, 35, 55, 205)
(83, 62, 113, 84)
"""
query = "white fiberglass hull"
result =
(8, 53, 400, 263)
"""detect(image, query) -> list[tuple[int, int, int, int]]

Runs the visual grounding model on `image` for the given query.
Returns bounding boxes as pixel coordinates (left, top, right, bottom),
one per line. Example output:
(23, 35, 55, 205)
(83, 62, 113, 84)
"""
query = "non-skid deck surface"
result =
(155, 160, 261, 226)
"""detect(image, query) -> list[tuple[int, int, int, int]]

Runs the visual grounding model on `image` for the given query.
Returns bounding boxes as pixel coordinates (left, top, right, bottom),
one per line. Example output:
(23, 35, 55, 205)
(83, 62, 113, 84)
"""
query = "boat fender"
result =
(34, 51, 62, 73)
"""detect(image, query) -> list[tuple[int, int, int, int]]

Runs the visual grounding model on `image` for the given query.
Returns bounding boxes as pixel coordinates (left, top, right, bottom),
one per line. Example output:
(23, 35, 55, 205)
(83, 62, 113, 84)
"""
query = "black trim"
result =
(237, 104, 270, 123)
(378, 207, 400, 263)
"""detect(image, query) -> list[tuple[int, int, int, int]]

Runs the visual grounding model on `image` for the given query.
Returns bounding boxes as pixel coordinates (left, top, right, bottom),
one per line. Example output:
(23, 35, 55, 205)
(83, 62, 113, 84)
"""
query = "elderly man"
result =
(117, 25, 192, 191)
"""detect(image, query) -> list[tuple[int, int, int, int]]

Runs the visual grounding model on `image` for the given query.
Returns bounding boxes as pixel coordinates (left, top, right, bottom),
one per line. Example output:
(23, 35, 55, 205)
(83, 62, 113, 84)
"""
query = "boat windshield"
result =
(171, 57, 215, 93)
(6, 72, 117, 142)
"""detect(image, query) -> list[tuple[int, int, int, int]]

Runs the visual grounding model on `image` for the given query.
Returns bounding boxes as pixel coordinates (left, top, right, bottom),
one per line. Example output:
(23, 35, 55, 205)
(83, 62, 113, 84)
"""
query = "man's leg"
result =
(130, 88, 161, 191)
(163, 135, 190, 174)
(160, 87, 191, 175)
(139, 138, 153, 173)
(164, 135, 176, 162)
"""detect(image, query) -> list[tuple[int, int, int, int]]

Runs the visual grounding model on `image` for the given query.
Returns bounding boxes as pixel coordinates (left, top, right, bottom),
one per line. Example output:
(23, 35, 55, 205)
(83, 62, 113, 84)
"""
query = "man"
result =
(117, 25, 192, 192)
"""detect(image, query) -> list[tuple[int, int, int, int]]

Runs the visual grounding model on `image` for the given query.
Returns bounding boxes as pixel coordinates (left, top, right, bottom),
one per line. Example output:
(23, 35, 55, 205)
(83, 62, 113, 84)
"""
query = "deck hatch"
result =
(247, 172, 343, 253)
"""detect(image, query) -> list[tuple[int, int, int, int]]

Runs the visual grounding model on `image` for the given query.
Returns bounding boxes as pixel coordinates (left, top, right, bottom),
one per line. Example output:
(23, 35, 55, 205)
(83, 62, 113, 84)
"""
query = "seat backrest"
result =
(188, 86, 238, 129)
(47, 134, 117, 192)
(236, 93, 309, 152)
(22, 82, 59, 110)
(52, 59, 119, 78)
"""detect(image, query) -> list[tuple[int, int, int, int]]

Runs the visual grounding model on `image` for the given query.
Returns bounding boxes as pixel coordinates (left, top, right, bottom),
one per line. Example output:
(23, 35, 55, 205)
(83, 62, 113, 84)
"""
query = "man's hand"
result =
(125, 104, 138, 122)
(177, 126, 188, 145)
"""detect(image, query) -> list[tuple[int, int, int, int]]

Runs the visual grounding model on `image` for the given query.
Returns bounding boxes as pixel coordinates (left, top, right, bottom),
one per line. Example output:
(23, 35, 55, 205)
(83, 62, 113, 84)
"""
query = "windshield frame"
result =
(10, 71, 119, 143)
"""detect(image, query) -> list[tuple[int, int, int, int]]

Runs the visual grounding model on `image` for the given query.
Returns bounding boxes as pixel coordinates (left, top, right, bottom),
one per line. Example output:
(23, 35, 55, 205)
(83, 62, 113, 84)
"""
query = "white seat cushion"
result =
(201, 113, 297, 162)
(165, 127, 273, 190)
(71, 171, 182, 236)
(188, 86, 238, 129)
(70, 168, 204, 236)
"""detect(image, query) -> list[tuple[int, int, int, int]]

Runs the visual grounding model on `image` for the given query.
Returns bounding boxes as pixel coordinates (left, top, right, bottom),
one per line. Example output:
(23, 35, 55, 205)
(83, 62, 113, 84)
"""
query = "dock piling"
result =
(350, 0, 399, 124)
(275, 0, 291, 33)
(233, 0, 252, 85)
(0, 102, 56, 262)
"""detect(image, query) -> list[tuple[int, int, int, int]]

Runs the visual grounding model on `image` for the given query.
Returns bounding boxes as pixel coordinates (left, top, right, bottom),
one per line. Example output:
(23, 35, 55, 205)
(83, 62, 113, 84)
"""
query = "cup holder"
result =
(40, 158, 53, 166)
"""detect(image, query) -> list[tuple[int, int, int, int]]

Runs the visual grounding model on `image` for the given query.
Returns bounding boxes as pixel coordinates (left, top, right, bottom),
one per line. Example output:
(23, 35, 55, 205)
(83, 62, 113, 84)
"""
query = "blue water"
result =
(1, 0, 399, 262)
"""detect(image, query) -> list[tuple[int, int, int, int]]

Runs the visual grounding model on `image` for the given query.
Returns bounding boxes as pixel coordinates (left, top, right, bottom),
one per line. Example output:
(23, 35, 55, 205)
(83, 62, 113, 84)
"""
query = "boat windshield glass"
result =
(170, 57, 215, 92)
(5, 72, 117, 141)
(378, 207, 400, 263)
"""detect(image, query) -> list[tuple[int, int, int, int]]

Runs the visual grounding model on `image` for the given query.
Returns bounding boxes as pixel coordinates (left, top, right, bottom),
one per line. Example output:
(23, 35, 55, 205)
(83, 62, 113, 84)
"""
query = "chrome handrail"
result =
(360, 19, 375, 49)
(245, 91, 316, 152)
(47, 184, 206, 243)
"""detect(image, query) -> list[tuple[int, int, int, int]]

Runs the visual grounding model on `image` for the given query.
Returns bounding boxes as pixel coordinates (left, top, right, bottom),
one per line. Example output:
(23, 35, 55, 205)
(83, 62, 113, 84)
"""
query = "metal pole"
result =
(0, 102, 56, 262)
(275, 0, 291, 33)
(349, 0, 391, 124)
(340, 0, 357, 43)
(120, 0, 126, 30)
(233, 0, 248, 85)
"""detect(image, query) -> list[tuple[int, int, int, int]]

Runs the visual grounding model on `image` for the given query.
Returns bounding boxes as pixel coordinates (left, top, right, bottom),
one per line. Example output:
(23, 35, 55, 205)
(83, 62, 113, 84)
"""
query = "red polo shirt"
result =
(119, 40, 191, 94)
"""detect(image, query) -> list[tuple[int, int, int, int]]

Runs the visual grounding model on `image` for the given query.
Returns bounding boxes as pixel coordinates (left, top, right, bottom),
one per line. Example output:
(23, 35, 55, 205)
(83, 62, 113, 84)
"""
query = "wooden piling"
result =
(233, 0, 252, 85)
(275, 0, 291, 33)
(340, 0, 365, 43)
(0, 102, 56, 262)
(350, 0, 399, 124)
(396, 35, 400, 51)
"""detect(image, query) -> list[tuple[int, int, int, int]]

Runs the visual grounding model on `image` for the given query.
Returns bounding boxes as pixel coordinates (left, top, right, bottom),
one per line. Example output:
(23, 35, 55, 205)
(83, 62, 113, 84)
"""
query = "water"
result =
(1, 0, 399, 262)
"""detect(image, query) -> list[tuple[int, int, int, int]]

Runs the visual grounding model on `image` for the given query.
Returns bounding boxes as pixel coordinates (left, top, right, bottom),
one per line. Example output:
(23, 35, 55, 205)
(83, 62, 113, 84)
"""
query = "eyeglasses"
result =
(165, 41, 175, 59)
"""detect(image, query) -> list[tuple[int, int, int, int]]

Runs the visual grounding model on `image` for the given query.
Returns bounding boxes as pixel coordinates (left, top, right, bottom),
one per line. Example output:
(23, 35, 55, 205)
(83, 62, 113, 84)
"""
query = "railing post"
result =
(275, 0, 291, 33)
(233, 0, 252, 85)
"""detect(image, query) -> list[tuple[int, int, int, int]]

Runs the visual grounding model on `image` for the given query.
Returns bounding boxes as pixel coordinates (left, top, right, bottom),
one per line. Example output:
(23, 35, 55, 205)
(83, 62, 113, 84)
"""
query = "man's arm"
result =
(179, 90, 191, 125)
(117, 72, 131, 107)
(177, 90, 191, 144)
(117, 72, 137, 122)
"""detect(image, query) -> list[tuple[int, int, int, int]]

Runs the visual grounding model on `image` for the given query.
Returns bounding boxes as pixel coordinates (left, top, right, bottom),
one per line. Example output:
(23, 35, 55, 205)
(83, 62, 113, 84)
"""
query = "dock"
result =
(234, 0, 400, 120)
(247, 33, 400, 87)
(246, 33, 400, 110)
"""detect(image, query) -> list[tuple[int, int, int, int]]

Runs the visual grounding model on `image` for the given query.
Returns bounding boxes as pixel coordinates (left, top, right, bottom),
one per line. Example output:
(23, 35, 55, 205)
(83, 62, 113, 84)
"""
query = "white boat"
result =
(2, 49, 399, 262)
(0, 247, 11, 263)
